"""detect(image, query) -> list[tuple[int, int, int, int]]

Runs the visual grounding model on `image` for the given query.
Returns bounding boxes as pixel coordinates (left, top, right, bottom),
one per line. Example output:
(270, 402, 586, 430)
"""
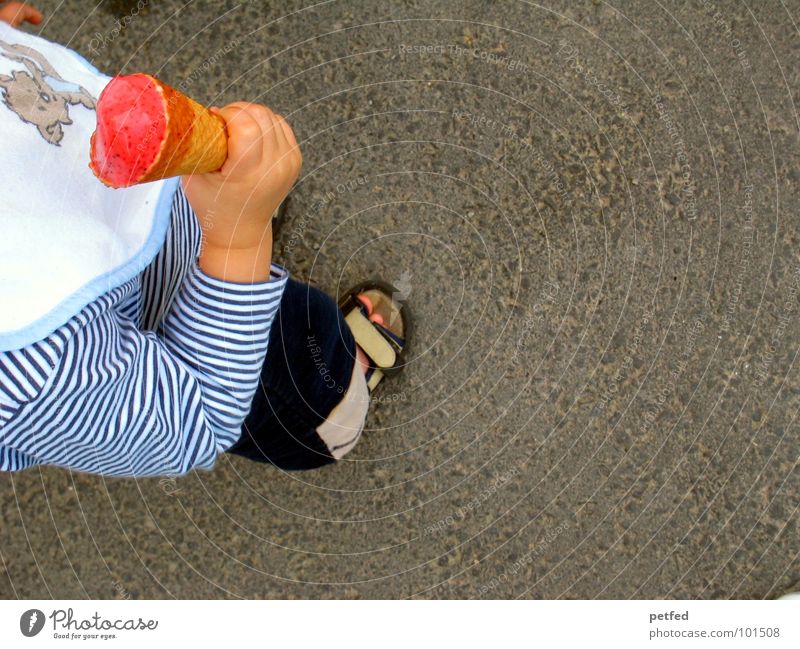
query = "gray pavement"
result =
(1, 0, 798, 599)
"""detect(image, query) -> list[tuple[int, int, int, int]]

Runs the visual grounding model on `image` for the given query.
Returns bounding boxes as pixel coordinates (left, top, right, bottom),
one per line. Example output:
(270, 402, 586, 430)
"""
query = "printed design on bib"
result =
(0, 40, 96, 145)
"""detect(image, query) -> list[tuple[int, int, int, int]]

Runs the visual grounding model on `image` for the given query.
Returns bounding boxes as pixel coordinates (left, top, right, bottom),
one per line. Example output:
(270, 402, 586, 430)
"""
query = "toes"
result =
(354, 288, 404, 338)
(356, 294, 373, 314)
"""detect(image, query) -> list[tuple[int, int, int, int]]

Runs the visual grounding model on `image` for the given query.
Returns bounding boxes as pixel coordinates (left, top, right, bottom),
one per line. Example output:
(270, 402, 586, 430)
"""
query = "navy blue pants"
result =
(228, 279, 358, 470)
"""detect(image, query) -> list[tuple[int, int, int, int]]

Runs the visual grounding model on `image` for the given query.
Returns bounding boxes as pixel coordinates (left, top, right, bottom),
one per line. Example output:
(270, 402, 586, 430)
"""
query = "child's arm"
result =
(184, 102, 302, 283)
(0, 260, 286, 475)
(0, 103, 300, 477)
(0, 2, 43, 26)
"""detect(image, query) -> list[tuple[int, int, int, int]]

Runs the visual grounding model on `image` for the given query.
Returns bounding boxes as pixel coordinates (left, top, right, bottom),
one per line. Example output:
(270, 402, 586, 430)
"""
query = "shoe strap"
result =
(345, 308, 397, 369)
(366, 368, 384, 391)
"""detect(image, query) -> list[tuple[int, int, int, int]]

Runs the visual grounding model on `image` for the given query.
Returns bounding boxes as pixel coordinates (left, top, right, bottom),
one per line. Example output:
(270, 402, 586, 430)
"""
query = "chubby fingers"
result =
(216, 102, 301, 177)
(241, 104, 285, 164)
(272, 113, 302, 175)
(216, 102, 270, 173)
(1, 2, 43, 26)
(275, 113, 299, 150)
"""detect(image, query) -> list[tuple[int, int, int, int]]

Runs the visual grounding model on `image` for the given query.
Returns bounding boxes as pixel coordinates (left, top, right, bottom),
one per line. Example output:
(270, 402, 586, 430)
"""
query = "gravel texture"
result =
(1, 0, 798, 599)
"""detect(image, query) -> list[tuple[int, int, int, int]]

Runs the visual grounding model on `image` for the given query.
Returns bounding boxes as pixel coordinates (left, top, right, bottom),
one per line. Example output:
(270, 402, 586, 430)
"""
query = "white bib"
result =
(0, 23, 176, 351)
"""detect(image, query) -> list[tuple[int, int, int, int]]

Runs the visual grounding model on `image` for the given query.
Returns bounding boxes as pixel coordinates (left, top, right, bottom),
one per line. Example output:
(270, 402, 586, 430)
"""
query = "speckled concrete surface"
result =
(1, 0, 798, 599)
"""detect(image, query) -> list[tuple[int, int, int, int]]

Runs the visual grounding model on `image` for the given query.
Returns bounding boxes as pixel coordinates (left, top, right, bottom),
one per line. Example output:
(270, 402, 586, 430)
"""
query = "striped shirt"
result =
(0, 188, 287, 477)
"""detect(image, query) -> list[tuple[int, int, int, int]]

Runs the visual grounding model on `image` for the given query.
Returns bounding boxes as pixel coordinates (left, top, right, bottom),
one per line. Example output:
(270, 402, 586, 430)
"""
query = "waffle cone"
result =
(138, 77, 228, 182)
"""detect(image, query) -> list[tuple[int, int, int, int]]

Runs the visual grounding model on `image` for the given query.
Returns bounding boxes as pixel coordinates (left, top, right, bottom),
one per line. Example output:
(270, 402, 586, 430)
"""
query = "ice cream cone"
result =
(89, 73, 228, 189)
(138, 77, 227, 182)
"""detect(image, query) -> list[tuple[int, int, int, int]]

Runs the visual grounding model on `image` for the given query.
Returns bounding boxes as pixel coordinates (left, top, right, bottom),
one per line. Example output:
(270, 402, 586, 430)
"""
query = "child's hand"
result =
(182, 102, 302, 282)
(0, 2, 43, 26)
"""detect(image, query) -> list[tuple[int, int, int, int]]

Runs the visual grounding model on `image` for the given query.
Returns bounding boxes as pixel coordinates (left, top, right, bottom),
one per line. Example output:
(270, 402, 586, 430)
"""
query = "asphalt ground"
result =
(1, 0, 798, 599)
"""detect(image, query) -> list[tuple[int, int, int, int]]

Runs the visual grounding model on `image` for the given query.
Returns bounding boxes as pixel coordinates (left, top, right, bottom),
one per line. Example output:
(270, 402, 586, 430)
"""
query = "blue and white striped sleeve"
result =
(0, 264, 287, 477)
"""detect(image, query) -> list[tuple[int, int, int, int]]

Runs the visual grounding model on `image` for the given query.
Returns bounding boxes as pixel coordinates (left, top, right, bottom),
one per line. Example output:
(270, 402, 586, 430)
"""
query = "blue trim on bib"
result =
(0, 178, 178, 351)
(60, 33, 109, 79)
(0, 24, 177, 351)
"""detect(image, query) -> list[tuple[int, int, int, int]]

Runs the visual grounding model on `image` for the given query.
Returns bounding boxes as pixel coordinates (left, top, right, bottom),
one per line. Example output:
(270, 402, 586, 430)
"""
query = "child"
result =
(0, 4, 409, 476)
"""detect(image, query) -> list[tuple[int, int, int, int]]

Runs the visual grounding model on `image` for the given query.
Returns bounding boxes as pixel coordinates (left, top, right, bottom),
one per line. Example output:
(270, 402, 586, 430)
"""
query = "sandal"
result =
(338, 280, 410, 392)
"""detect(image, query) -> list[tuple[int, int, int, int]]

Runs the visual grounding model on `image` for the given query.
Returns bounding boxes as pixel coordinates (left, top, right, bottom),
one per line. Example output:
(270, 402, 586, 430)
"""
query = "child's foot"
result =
(340, 282, 410, 392)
